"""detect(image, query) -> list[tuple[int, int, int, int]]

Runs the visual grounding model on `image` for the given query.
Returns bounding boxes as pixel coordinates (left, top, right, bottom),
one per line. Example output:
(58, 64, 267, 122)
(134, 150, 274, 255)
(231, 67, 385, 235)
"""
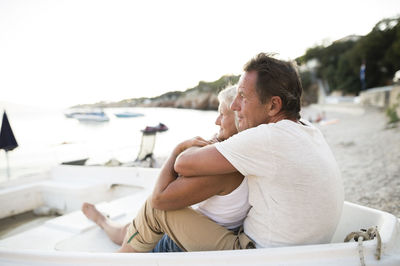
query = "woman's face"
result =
(215, 102, 238, 141)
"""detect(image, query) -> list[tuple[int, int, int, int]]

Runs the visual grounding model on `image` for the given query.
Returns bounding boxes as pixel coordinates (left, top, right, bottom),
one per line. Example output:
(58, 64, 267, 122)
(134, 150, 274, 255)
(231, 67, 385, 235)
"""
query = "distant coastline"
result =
(72, 75, 240, 111)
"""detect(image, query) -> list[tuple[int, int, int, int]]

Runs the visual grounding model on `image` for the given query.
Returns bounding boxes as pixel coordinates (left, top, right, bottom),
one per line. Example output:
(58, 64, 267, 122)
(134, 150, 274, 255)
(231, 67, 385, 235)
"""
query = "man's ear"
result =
(267, 96, 282, 116)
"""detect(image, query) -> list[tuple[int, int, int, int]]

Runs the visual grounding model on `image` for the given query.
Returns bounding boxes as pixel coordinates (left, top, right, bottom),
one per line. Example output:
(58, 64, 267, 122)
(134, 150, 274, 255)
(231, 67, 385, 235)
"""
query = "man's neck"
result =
(267, 113, 295, 124)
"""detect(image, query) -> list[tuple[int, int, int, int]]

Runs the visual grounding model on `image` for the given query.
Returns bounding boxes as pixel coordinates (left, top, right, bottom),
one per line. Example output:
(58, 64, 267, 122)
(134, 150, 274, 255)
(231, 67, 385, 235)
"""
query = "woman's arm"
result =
(151, 137, 210, 205)
(174, 145, 236, 177)
(151, 138, 242, 211)
(152, 174, 238, 211)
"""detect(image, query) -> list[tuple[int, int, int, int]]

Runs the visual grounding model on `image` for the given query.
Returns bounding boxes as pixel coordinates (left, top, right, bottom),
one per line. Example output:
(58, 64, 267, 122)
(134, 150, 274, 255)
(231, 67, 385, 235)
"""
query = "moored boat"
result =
(141, 123, 168, 133)
(64, 109, 109, 122)
(73, 111, 109, 122)
(114, 112, 144, 118)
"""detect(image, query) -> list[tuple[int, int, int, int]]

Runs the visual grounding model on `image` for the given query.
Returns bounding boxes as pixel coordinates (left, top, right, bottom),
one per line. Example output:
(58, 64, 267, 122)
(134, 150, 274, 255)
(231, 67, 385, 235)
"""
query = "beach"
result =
(301, 104, 400, 217)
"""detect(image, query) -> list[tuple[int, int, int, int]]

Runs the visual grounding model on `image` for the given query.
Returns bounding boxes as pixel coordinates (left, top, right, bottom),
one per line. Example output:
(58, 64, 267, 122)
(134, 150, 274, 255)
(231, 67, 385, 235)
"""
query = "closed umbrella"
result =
(0, 111, 18, 180)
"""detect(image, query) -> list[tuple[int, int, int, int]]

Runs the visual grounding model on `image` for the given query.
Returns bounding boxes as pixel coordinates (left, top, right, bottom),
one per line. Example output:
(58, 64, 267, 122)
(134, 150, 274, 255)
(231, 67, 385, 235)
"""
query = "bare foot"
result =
(82, 202, 107, 228)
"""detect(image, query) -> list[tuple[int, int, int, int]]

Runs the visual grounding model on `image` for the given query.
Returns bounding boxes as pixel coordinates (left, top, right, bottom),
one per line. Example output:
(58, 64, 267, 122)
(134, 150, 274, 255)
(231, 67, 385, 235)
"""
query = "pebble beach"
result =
(302, 103, 400, 218)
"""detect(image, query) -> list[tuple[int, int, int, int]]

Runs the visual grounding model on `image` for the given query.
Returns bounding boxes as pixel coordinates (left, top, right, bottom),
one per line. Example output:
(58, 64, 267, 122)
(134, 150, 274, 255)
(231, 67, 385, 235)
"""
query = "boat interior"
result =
(0, 165, 399, 265)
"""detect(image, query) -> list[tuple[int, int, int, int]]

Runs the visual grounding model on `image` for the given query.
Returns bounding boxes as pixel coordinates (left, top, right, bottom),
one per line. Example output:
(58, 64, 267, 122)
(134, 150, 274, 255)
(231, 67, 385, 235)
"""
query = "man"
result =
(121, 53, 344, 251)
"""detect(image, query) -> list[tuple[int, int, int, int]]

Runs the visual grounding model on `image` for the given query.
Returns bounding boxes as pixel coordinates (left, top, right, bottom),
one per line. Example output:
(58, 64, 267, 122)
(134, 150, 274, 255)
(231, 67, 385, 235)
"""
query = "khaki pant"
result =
(126, 198, 255, 252)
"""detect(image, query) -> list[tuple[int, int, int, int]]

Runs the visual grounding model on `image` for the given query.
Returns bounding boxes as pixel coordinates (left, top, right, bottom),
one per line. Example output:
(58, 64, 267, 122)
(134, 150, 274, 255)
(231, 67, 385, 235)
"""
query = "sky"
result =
(0, 0, 399, 108)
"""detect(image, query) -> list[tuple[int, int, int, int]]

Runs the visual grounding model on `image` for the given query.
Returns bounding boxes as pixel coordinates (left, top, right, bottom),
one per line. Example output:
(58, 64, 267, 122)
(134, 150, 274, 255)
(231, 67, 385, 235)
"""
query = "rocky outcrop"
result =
(148, 90, 219, 110)
(140, 75, 239, 110)
(73, 75, 240, 111)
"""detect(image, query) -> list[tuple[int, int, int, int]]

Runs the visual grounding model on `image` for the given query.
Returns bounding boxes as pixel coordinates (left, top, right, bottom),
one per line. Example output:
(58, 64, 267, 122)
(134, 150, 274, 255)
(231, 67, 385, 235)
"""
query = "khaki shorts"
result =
(125, 198, 255, 252)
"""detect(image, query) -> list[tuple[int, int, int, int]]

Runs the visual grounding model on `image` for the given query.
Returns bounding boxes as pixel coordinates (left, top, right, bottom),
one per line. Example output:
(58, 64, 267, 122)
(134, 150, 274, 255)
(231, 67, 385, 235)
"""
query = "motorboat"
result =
(141, 123, 168, 134)
(64, 109, 110, 122)
(73, 111, 110, 122)
(0, 165, 399, 265)
(114, 112, 144, 118)
(64, 111, 84, 118)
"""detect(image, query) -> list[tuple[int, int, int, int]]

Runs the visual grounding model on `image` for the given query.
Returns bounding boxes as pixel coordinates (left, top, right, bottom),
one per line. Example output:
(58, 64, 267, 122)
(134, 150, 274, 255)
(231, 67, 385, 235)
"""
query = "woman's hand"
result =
(176, 136, 212, 154)
(208, 133, 221, 144)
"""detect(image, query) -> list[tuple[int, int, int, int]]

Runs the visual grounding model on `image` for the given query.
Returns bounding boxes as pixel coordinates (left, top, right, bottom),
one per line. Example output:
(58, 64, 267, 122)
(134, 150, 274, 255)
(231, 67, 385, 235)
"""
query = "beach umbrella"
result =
(0, 111, 18, 180)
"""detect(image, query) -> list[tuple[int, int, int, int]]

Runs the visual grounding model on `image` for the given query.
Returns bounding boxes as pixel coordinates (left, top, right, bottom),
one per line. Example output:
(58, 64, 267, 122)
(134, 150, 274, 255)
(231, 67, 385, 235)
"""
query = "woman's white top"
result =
(196, 176, 251, 229)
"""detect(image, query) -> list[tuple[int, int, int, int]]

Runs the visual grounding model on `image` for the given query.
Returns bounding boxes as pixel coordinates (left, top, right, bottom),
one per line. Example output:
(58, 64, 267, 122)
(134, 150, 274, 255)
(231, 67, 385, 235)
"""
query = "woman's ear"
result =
(267, 96, 282, 116)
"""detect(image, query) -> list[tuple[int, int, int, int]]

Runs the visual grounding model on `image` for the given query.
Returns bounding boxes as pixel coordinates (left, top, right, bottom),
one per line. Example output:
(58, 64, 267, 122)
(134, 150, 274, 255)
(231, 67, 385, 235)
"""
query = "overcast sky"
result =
(1, 0, 399, 108)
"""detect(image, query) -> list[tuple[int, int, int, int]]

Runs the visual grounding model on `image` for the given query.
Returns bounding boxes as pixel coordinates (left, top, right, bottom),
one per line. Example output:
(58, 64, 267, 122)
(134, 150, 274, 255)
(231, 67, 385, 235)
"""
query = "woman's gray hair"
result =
(217, 86, 239, 129)
(217, 85, 237, 108)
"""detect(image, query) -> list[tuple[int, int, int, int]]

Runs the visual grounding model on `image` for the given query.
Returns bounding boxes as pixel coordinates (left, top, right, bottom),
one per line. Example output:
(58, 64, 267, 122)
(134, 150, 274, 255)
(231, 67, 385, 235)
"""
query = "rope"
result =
(344, 226, 381, 266)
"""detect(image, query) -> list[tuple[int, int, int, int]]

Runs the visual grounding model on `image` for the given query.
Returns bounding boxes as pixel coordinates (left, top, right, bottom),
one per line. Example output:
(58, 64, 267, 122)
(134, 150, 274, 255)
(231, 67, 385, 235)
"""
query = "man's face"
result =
(230, 71, 271, 131)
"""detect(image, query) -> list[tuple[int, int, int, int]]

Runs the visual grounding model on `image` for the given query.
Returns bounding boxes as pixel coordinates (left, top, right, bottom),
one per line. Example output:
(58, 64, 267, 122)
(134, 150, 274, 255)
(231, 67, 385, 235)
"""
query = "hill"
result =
(72, 74, 240, 110)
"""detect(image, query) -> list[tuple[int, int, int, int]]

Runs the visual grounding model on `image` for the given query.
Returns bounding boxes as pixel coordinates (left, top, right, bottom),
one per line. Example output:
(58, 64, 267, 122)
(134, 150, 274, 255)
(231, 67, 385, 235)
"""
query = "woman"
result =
(82, 86, 250, 252)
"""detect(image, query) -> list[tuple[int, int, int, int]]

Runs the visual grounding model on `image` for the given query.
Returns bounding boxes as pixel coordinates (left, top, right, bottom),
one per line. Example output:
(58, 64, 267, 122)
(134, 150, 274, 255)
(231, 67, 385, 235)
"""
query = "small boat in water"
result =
(141, 123, 168, 133)
(64, 109, 86, 118)
(64, 111, 83, 118)
(64, 109, 109, 122)
(74, 111, 109, 122)
(114, 112, 144, 118)
(0, 165, 399, 265)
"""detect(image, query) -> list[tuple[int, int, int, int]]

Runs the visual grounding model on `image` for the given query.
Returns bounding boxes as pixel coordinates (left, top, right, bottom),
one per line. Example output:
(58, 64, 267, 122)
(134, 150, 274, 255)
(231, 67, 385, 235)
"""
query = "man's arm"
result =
(174, 145, 236, 177)
(152, 173, 241, 211)
(151, 137, 210, 200)
(151, 142, 242, 210)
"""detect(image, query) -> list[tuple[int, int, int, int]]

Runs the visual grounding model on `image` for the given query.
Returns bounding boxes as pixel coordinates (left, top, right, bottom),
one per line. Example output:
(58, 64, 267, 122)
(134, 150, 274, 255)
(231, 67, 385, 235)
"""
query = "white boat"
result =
(73, 111, 109, 122)
(114, 111, 144, 118)
(0, 165, 399, 265)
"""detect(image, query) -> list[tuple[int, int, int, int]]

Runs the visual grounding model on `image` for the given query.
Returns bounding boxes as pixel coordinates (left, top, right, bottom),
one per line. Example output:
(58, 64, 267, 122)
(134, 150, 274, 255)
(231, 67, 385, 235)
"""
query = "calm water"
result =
(0, 104, 219, 182)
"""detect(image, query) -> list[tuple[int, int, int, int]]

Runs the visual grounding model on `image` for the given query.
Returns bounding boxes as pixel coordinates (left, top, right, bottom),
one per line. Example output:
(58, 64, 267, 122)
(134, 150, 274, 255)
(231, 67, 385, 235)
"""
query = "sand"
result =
(301, 103, 400, 218)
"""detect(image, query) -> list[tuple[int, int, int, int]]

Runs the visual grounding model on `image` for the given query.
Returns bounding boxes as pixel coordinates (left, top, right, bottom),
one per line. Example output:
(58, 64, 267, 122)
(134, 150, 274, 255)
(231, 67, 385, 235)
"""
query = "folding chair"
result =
(135, 131, 157, 167)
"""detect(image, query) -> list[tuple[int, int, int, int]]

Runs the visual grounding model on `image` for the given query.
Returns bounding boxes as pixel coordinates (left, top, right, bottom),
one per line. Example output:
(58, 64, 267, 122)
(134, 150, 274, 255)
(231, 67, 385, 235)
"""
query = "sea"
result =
(0, 103, 219, 183)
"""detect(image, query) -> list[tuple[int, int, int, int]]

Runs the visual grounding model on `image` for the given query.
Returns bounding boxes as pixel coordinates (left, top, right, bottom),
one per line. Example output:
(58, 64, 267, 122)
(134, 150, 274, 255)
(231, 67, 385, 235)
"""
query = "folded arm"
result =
(151, 137, 240, 210)
(152, 173, 242, 210)
(174, 145, 236, 177)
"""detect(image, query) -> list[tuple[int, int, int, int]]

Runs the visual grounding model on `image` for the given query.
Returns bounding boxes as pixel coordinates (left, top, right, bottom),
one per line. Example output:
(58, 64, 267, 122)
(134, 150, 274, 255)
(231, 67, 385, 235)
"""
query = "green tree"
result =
(297, 16, 400, 95)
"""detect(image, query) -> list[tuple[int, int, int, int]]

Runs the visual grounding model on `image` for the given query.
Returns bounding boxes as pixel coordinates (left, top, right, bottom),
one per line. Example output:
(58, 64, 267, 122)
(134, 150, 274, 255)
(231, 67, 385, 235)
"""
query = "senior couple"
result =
(82, 53, 344, 252)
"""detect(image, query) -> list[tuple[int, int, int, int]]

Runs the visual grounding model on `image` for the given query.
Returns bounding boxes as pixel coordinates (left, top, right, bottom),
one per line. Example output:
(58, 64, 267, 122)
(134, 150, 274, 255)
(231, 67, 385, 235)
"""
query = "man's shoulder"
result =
(240, 123, 270, 135)
(221, 124, 270, 145)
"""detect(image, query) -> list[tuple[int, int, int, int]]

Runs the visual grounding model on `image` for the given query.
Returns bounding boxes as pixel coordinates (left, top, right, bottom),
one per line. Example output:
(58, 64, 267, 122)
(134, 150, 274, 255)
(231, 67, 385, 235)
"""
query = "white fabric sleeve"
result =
(215, 125, 275, 178)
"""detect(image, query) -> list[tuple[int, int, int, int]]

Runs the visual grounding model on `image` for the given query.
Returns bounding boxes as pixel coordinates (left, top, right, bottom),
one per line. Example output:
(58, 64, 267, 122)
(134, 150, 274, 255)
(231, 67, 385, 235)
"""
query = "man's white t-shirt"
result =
(215, 120, 344, 248)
